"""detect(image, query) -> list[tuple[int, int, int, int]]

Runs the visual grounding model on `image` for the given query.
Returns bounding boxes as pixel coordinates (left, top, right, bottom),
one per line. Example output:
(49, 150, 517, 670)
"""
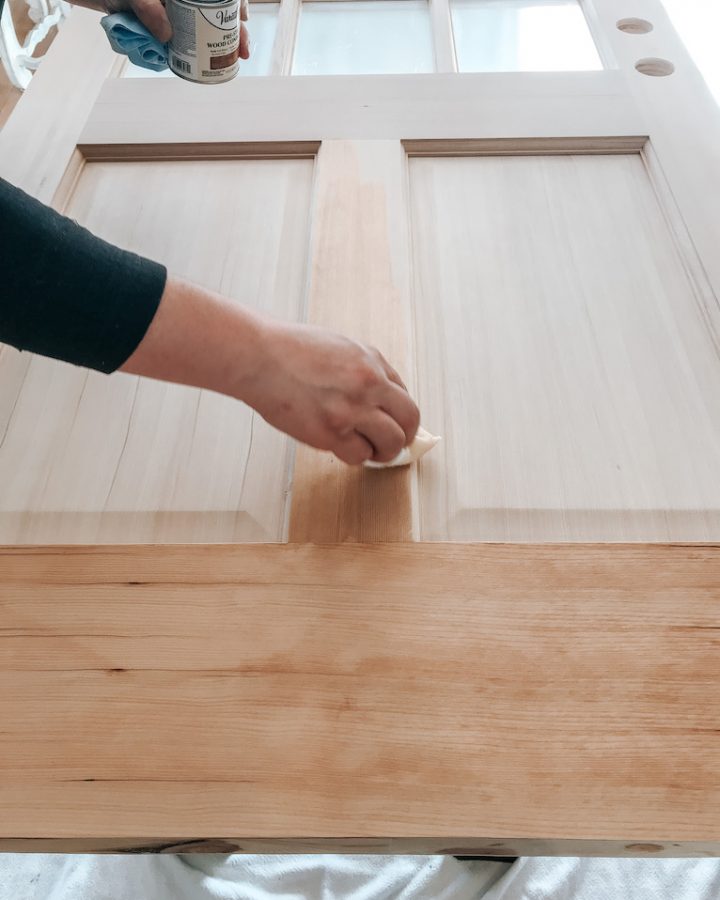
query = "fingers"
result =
(378, 382, 420, 446)
(132, 0, 172, 42)
(356, 410, 407, 463)
(239, 22, 250, 59)
(332, 430, 375, 466)
(240, 0, 250, 61)
(381, 359, 408, 392)
(364, 348, 418, 443)
(243, 321, 420, 467)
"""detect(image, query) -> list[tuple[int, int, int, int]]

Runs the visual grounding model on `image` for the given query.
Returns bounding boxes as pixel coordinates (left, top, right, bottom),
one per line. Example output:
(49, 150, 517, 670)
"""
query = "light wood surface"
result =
(288, 141, 414, 542)
(1, 542, 719, 854)
(0, 158, 313, 542)
(77, 140, 320, 161)
(597, 0, 720, 329)
(410, 152, 720, 540)
(81, 70, 641, 145)
(0, 9, 117, 200)
(0, 60, 21, 129)
(403, 136, 648, 156)
(3, 0, 720, 855)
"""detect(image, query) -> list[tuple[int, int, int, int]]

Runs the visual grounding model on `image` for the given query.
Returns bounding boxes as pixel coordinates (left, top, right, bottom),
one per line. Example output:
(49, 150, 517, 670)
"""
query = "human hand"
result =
(240, 320, 420, 465)
(79, 0, 250, 56)
(121, 278, 419, 465)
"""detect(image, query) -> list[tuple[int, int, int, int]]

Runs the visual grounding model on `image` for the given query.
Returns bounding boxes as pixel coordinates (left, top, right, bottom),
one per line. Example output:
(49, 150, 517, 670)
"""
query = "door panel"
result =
(411, 151, 720, 540)
(2, 0, 720, 855)
(0, 157, 313, 542)
(4, 141, 720, 542)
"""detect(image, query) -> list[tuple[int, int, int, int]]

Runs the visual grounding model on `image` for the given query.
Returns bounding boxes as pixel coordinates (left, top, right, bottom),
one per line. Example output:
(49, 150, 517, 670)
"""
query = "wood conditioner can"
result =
(166, 0, 240, 83)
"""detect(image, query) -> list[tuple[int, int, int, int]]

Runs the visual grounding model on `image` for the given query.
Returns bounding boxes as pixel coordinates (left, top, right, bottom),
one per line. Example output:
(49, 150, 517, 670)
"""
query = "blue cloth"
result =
(100, 12, 168, 72)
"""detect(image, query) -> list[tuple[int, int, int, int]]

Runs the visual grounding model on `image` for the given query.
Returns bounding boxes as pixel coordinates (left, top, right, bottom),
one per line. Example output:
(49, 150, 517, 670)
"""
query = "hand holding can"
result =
(166, 0, 245, 83)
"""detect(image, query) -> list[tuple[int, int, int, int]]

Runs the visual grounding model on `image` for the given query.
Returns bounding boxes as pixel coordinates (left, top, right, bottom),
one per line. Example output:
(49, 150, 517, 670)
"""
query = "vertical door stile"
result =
(594, 0, 720, 302)
(269, 0, 301, 75)
(287, 140, 417, 542)
(429, 0, 457, 73)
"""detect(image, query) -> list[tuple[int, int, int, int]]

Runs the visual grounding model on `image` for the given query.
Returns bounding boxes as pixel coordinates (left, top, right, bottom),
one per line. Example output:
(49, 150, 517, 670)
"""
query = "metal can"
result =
(166, 0, 240, 84)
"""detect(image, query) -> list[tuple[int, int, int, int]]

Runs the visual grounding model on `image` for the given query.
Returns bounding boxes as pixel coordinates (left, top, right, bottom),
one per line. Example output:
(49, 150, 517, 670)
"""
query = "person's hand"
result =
(240, 0, 250, 59)
(75, 0, 250, 56)
(101, 0, 173, 42)
(240, 321, 420, 465)
(121, 277, 420, 466)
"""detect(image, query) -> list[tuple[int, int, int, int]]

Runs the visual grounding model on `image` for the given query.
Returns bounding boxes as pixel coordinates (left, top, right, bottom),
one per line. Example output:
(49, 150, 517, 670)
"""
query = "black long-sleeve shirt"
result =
(0, 175, 167, 372)
(0, 0, 167, 371)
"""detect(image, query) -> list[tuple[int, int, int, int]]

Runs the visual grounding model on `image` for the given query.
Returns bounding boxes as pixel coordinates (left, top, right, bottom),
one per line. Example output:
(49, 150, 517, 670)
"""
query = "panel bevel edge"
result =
(51, 149, 88, 213)
(640, 142, 720, 344)
(402, 136, 648, 157)
(76, 141, 322, 162)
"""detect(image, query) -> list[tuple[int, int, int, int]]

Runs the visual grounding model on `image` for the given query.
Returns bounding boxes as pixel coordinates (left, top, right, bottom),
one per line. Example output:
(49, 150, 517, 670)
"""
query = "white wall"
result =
(662, 0, 720, 103)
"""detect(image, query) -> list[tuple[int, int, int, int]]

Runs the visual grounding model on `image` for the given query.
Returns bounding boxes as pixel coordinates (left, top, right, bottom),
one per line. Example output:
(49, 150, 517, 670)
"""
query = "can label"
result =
(167, 0, 240, 84)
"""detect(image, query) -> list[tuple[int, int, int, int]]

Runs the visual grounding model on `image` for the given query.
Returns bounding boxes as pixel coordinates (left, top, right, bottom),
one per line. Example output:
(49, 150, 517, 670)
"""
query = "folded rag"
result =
(100, 12, 168, 72)
(364, 426, 441, 469)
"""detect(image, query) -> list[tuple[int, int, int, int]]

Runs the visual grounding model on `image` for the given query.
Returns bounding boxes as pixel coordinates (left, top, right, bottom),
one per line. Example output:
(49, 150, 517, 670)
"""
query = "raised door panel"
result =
(0, 157, 313, 542)
(410, 151, 720, 540)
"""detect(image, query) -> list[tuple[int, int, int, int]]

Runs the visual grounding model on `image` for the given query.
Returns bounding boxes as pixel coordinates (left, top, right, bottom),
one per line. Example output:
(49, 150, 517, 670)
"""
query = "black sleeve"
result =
(0, 177, 167, 373)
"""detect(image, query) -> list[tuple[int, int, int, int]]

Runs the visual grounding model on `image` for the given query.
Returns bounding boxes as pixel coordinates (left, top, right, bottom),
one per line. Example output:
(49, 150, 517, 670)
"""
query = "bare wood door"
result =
(1, 0, 720, 855)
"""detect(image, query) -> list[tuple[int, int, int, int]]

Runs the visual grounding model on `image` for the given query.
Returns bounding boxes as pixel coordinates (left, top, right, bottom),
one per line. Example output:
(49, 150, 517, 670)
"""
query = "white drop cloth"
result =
(2, 853, 720, 900)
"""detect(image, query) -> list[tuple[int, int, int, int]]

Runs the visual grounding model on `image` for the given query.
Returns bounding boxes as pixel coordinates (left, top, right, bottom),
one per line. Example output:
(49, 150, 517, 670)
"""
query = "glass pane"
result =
(451, 0, 602, 72)
(242, 3, 280, 75)
(123, 2, 279, 77)
(293, 0, 434, 75)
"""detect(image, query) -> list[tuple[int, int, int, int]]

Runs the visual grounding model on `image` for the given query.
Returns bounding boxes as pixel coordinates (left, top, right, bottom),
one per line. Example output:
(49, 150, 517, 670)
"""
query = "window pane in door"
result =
(123, 2, 279, 77)
(293, 0, 434, 75)
(451, 0, 602, 72)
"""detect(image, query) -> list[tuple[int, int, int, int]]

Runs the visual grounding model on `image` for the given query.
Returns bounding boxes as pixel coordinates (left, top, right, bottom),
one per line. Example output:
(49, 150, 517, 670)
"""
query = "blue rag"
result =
(100, 12, 168, 72)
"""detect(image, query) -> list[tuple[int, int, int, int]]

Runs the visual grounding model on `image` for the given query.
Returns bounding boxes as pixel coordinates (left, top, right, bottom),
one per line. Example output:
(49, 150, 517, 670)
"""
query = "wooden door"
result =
(1, 0, 720, 855)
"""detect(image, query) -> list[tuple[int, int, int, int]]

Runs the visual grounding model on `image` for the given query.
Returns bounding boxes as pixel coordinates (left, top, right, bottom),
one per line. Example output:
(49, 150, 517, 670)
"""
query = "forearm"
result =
(121, 276, 420, 465)
(120, 276, 265, 401)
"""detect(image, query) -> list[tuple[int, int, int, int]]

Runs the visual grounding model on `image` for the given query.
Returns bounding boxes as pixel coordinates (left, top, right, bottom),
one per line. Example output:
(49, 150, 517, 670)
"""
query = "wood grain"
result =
(0, 9, 117, 200)
(597, 0, 720, 323)
(80, 71, 641, 145)
(1, 837, 718, 858)
(1, 542, 719, 854)
(0, 159, 313, 542)
(409, 152, 720, 540)
(77, 141, 320, 161)
(288, 141, 415, 542)
(3, 0, 720, 858)
(403, 136, 648, 156)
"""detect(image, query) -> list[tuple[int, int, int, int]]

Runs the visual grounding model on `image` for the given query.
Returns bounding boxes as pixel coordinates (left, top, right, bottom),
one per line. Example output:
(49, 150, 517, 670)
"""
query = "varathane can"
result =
(166, 0, 240, 84)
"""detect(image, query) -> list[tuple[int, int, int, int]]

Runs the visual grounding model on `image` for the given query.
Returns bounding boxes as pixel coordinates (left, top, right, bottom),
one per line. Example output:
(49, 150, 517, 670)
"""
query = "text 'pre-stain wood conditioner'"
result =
(166, 0, 240, 83)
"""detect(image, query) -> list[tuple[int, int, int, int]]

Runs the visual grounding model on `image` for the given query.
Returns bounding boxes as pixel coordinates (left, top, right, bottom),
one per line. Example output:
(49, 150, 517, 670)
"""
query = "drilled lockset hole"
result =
(617, 17, 653, 34)
(635, 57, 675, 76)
